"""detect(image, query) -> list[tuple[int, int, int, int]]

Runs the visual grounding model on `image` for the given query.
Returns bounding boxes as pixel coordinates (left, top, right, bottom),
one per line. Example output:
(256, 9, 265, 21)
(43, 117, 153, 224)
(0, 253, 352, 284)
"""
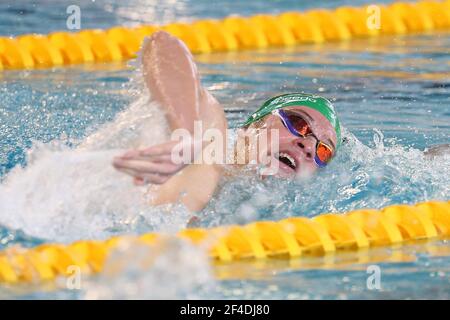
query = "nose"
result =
(294, 136, 316, 160)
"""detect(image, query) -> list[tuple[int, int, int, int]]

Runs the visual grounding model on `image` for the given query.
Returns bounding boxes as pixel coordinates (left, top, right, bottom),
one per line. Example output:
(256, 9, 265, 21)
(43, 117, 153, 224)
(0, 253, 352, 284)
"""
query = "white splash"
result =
(201, 127, 450, 226)
(83, 237, 216, 299)
(0, 88, 193, 243)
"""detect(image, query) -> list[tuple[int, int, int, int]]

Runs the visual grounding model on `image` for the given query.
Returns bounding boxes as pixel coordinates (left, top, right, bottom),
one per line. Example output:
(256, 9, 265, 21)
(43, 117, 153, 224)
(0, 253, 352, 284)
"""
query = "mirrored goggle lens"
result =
(284, 112, 312, 137)
(316, 141, 333, 164)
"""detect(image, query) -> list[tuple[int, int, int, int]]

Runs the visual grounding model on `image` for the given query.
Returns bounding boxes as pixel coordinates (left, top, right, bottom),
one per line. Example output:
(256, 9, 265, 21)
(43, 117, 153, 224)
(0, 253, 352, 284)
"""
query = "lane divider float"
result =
(0, 200, 449, 284)
(0, 1, 449, 70)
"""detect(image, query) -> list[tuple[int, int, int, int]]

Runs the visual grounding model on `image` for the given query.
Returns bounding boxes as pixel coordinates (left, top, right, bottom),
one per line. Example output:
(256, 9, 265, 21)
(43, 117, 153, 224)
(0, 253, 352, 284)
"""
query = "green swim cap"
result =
(242, 93, 341, 147)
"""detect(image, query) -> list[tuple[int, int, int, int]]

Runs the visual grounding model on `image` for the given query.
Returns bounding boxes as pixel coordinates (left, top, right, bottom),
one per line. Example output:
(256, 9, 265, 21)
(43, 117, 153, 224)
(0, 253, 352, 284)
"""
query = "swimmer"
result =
(117, 31, 450, 213)
(112, 31, 341, 212)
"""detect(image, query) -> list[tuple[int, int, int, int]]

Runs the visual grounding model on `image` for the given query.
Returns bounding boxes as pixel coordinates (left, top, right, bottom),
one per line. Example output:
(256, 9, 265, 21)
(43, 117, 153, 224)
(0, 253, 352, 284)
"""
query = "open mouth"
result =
(277, 152, 297, 171)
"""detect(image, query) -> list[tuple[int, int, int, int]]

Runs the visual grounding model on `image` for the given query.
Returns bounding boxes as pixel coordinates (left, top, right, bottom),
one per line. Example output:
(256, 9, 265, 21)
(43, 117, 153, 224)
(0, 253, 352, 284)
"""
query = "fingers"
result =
(140, 140, 181, 157)
(116, 137, 207, 164)
(113, 158, 181, 175)
(127, 154, 173, 163)
(116, 166, 171, 185)
(133, 174, 170, 185)
(116, 140, 183, 162)
(113, 138, 203, 186)
(112, 156, 183, 186)
(134, 177, 146, 186)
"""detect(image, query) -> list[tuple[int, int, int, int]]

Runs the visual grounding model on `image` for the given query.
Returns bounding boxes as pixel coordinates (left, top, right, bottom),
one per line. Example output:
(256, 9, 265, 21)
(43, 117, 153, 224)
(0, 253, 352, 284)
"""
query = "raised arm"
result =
(113, 31, 227, 212)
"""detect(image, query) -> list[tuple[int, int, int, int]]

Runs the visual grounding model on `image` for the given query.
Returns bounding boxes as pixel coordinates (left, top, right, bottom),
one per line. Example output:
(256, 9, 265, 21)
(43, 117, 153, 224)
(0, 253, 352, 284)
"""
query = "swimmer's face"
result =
(246, 106, 337, 178)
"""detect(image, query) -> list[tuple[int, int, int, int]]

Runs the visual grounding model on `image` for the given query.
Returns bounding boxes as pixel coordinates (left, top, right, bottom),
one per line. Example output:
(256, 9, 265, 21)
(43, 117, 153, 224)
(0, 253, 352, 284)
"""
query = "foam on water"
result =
(0, 90, 194, 243)
(83, 237, 216, 299)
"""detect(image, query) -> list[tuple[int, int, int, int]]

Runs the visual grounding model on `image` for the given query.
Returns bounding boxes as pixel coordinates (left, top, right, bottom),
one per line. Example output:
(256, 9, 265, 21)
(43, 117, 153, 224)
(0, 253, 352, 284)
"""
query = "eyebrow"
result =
(294, 109, 314, 123)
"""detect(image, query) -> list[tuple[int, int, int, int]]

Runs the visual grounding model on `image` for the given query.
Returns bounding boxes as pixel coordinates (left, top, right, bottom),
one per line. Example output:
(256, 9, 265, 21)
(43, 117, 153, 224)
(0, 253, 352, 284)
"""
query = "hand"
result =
(113, 139, 193, 185)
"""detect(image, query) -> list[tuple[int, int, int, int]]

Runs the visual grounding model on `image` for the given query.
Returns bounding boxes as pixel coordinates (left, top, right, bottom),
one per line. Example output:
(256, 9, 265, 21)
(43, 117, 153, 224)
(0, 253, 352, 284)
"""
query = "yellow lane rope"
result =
(0, 1, 449, 70)
(0, 200, 449, 284)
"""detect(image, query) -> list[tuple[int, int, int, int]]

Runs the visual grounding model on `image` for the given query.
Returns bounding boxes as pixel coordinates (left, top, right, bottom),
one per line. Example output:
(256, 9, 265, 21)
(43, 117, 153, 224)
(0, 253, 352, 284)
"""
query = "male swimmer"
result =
(112, 31, 340, 212)
(112, 31, 449, 212)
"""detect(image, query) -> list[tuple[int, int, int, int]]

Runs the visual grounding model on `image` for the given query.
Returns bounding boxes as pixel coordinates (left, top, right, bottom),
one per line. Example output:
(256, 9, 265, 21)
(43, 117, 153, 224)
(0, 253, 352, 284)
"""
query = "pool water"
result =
(0, 0, 449, 299)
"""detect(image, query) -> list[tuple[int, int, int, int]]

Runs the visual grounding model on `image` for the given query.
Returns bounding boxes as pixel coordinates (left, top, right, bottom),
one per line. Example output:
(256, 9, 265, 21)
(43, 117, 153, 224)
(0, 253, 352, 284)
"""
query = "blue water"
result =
(0, 0, 449, 299)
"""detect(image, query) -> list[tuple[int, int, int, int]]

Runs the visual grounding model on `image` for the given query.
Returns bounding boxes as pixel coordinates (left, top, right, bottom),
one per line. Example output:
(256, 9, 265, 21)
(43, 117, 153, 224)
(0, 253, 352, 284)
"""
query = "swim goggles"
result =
(274, 109, 335, 167)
